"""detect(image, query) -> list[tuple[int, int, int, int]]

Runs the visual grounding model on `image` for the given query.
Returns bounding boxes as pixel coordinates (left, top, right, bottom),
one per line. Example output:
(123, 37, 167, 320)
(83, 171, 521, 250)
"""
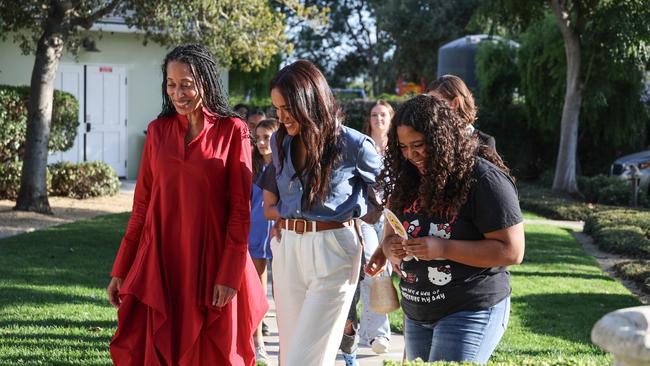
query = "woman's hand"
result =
(212, 284, 237, 307)
(107, 277, 123, 308)
(382, 234, 407, 264)
(365, 247, 387, 276)
(403, 236, 446, 261)
(271, 220, 282, 241)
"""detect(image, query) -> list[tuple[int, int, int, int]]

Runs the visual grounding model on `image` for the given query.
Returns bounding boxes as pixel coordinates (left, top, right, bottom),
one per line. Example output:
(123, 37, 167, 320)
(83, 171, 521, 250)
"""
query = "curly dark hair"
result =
(270, 60, 343, 207)
(381, 95, 510, 216)
(159, 44, 237, 119)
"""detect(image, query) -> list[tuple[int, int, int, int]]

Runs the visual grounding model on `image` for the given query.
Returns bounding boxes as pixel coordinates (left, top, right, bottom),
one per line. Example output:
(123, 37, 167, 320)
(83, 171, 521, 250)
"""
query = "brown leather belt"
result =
(279, 218, 353, 234)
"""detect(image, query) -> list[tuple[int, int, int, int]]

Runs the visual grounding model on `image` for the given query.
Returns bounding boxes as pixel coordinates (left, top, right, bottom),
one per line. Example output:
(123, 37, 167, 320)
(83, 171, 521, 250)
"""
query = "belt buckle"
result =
(294, 219, 308, 234)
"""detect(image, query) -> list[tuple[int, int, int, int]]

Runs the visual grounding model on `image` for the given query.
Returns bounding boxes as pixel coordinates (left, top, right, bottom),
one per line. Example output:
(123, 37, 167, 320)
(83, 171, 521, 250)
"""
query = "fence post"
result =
(630, 165, 641, 207)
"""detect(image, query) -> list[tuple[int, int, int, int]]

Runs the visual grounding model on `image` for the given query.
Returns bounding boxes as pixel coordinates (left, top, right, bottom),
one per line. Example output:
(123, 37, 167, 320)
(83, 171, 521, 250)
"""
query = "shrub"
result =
(584, 209, 650, 235)
(614, 260, 650, 294)
(49, 161, 119, 199)
(517, 182, 602, 221)
(0, 85, 79, 164)
(0, 159, 23, 200)
(584, 209, 650, 258)
(578, 174, 649, 207)
(0, 159, 54, 200)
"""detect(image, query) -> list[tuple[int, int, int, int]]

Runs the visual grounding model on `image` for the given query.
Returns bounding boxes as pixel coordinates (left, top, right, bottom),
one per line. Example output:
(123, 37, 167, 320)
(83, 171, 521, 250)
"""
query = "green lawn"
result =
(0, 214, 127, 365)
(0, 212, 642, 365)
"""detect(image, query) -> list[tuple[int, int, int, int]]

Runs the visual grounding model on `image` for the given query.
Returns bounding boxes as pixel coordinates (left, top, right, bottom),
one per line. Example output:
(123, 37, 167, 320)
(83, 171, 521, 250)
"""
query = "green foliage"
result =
(475, 11, 650, 178)
(288, 0, 394, 95)
(0, 159, 23, 200)
(584, 208, 650, 258)
(614, 260, 650, 294)
(0, 84, 79, 164)
(517, 182, 603, 221)
(49, 162, 120, 199)
(578, 175, 649, 207)
(474, 40, 541, 178)
(375, 0, 480, 82)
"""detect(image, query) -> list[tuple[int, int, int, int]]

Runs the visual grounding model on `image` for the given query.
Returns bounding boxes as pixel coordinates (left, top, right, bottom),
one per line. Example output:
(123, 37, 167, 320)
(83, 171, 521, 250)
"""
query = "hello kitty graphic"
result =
(429, 222, 452, 239)
(403, 219, 422, 237)
(428, 265, 452, 286)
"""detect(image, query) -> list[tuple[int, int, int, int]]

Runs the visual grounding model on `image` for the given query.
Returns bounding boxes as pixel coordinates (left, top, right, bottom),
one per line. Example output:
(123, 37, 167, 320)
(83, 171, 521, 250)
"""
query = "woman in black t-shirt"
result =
(366, 95, 525, 364)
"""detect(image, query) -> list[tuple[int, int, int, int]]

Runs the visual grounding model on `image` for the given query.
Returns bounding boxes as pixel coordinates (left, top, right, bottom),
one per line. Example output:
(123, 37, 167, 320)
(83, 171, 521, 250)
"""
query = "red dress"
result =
(109, 109, 268, 366)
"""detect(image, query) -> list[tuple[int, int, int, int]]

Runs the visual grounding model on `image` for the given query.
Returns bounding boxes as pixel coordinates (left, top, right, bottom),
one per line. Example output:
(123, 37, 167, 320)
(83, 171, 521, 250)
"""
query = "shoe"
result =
(370, 336, 389, 354)
(341, 352, 358, 366)
(262, 320, 270, 336)
(255, 345, 270, 365)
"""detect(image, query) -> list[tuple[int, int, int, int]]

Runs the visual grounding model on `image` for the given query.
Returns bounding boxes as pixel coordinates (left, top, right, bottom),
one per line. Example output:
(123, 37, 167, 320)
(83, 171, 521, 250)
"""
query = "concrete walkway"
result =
(259, 285, 405, 366)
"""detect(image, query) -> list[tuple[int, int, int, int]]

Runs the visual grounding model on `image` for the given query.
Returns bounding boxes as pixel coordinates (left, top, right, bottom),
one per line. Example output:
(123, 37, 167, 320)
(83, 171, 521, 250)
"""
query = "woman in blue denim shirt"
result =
(257, 60, 381, 366)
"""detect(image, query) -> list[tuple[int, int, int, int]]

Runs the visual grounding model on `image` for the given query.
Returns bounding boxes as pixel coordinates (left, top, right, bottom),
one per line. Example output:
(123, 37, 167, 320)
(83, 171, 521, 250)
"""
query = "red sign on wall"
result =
(99, 66, 113, 73)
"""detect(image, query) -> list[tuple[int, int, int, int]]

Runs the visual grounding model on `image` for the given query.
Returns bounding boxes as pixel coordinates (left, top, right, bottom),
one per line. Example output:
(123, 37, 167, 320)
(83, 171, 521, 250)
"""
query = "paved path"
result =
(260, 271, 405, 366)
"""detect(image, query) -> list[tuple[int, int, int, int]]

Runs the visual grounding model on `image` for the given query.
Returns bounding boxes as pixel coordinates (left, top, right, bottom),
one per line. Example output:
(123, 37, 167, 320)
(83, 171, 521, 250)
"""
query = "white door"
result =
(85, 65, 128, 177)
(50, 64, 84, 164)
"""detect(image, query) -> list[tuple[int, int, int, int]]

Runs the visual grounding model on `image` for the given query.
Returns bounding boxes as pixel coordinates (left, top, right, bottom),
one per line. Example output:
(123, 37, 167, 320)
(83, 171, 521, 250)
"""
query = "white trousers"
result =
(271, 226, 362, 366)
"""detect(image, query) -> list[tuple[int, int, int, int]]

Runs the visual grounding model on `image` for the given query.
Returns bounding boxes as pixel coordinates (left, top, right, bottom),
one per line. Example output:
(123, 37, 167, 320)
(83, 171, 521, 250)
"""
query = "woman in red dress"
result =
(106, 44, 268, 366)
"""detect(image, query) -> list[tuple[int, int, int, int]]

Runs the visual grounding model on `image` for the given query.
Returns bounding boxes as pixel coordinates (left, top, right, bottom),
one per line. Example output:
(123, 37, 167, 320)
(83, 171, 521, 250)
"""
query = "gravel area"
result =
(0, 192, 133, 239)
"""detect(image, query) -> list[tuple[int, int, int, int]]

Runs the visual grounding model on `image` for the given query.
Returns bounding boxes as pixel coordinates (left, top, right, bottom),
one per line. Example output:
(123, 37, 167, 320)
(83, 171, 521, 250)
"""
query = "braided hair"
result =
(159, 44, 237, 119)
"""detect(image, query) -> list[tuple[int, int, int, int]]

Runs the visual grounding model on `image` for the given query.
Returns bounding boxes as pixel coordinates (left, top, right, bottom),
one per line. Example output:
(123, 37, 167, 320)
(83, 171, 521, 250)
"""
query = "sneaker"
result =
(262, 321, 270, 336)
(370, 336, 389, 354)
(255, 345, 270, 365)
(341, 352, 358, 366)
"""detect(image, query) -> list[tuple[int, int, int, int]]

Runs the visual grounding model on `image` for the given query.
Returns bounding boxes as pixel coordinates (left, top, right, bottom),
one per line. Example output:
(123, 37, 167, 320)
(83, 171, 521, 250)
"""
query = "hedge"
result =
(0, 84, 79, 164)
(0, 161, 119, 200)
(49, 161, 120, 199)
(578, 174, 649, 208)
(583, 209, 650, 258)
(614, 260, 650, 294)
(517, 182, 601, 221)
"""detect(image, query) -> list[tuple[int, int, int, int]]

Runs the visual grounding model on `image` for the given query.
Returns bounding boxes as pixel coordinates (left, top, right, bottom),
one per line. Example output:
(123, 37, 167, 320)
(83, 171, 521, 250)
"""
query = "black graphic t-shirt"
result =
(398, 158, 523, 323)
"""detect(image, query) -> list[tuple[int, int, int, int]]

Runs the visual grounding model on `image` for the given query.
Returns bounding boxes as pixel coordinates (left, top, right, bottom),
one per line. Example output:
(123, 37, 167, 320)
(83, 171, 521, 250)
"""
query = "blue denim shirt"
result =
(257, 126, 381, 222)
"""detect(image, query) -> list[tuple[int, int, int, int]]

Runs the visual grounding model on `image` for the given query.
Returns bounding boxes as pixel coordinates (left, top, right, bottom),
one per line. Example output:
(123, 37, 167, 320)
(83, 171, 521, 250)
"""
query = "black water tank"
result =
(437, 35, 518, 90)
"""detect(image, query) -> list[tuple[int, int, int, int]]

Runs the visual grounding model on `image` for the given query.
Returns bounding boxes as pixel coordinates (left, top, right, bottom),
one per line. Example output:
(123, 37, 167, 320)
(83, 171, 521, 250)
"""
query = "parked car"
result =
(611, 149, 650, 193)
(331, 88, 367, 101)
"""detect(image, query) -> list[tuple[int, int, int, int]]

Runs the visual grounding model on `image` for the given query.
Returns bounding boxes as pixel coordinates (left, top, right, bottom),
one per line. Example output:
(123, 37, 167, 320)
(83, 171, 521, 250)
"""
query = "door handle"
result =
(86, 123, 91, 133)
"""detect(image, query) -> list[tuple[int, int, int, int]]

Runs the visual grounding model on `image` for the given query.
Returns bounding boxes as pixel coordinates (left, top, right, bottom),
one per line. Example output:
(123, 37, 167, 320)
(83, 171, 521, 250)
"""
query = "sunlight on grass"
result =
(0, 212, 643, 365)
(522, 210, 546, 220)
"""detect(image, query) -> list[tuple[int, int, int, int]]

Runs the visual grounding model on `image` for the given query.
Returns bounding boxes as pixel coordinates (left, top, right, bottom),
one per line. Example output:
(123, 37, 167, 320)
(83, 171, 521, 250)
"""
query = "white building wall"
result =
(0, 31, 229, 179)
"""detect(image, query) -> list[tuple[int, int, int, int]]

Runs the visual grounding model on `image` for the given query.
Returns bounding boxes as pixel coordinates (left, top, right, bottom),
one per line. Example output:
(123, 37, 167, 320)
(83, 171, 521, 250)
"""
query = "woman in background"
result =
(249, 118, 279, 364)
(426, 74, 496, 151)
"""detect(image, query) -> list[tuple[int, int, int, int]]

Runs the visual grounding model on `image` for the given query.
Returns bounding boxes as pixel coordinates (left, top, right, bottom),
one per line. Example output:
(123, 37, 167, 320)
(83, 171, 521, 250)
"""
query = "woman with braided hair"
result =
(366, 94, 524, 363)
(107, 44, 267, 365)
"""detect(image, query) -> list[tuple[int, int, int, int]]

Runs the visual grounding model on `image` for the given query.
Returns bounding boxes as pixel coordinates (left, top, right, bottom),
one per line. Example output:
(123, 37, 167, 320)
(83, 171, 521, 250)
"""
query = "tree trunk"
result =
(14, 30, 65, 213)
(550, 0, 582, 194)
